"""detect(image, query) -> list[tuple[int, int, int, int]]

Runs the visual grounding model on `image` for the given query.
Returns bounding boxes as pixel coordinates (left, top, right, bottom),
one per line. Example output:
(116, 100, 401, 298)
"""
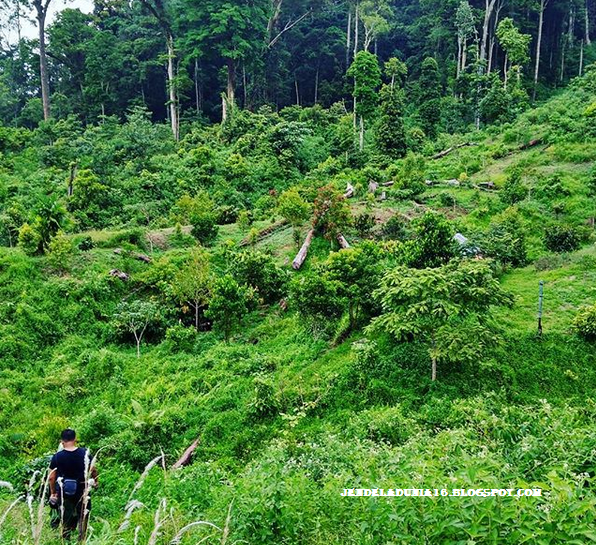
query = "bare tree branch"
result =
(268, 9, 312, 49)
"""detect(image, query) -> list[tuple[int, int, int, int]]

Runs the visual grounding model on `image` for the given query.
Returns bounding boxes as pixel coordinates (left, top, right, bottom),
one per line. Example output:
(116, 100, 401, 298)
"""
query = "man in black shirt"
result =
(49, 429, 98, 541)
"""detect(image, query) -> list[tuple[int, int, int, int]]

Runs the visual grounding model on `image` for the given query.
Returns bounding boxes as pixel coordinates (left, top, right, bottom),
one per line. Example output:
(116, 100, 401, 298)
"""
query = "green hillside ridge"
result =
(1, 70, 596, 543)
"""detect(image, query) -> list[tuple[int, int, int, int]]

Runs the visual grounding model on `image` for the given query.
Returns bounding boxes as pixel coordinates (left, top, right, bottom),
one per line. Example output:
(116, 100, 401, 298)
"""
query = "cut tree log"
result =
(344, 183, 355, 198)
(292, 228, 315, 270)
(109, 269, 129, 281)
(171, 438, 200, 470)
(337, 233, 350, 249)
(381, 181, 394, 187)
(432, 142, 477, 160)
(368, 181, 379, 193)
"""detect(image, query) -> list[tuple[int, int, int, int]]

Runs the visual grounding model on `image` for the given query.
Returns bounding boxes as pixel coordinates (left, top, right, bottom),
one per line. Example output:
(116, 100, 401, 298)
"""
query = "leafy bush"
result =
(18, 223, 40, 256)
(381, 215, 407, 240)
(544, 224, 581, 253)
(481, 209, 527, 267)
(353, 212, 375, 238)
(573, 304, 596, 341)
(46, 231, 75, 275)
(231, 251, 288, 305)
(76, 235, 94, 251)
(164, 324, 197, 352)
(500, 169, 527, 205)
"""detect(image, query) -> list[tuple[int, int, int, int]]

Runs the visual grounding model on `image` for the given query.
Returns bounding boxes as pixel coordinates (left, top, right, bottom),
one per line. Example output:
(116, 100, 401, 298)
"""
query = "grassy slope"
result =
(2, 86, 596, 543)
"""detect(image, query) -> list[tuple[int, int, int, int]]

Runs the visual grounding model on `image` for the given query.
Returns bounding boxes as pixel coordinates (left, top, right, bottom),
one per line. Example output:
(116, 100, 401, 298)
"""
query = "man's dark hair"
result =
(60, 429, 76, 442)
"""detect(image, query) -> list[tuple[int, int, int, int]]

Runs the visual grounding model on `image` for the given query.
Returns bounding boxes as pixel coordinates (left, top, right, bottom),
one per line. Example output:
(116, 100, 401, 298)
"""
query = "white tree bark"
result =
(166, 33, 179, 141)
(586, 0, 592, 45)
(480, 0, 498, 64)
(33, 0, 52, 120)
(346, 8, 352, 69)
(533, 0, 548, 100)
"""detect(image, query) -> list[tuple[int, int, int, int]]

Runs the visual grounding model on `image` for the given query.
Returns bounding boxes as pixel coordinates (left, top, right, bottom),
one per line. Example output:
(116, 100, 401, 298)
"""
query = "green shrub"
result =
(544, 224, 581, 253)
(573, 304, 596, 341)
(381, 215, 407, 240)
(231, 251, 288, 305)
(76, 235, 94, 251)
(164, 324, 197, 352)
(353, 212, 375, 238)
(18, 223, 40, 256)
(46, 231, 75, 274)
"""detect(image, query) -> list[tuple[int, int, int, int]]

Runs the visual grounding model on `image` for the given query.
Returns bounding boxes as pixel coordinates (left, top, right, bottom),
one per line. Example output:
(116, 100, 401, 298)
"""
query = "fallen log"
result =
(292, 228, 315, 270)
(432, 142, 476, 160)
(337, 233, 350, 249)
(381, 181, 395, 187)
(344, 183, 355, 199)
(171, 438, 200, 470)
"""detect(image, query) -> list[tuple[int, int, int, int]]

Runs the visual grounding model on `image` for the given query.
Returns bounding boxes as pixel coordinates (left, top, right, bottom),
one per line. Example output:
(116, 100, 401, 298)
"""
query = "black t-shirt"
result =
(49, 448, 88, 481)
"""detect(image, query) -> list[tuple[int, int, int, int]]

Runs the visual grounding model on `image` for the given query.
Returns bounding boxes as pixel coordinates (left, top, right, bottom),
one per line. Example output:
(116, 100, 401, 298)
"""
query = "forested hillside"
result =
(2, 0, 596, 544)
(1, 0, 596, 129)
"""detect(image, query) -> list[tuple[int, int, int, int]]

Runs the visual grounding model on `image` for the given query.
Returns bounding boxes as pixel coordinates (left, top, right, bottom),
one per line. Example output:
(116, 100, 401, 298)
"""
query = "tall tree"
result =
(497, 17, 531, 86)
(533, 0, 551, 100)
(183, 0, 269, 121)
(347, 50, 381, 150)
(480, 0, 498, 65)
(32, 0, 52, 120)
(376, 83, 406, 158)
(139, 0, 179, 140)
(456, 0, 476, 79)
(359, 0, 391, 52)
(418, 57, 441, 139)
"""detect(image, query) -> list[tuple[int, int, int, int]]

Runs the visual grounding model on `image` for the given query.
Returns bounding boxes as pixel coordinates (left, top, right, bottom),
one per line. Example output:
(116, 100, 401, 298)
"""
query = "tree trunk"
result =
(457, 37, 462, 79)
(268, 0, 283, 42)
(462, 41, 468, 74)
(359, 115, 364, 152)
(314, 65, 319, 104)
(480, 0, 497, 64)
(35, 0, 51, 120)
(533, 0, 547, 101)
(431, 356, 437, 381)
(586, 0, 592, 45)
(194, 58, 200, 114)
(354, 2, 359, 58)
(294, 74, 300, 105)
(337, 233, 350, 249)
(560, 32, 567, 82)
(195, 303, 199, 332)
(243, 64, 248, 108)
(580, 39, 585, 75)
(487, 36, 495, 73)
(227, 58, 236, 111)
(503, 53, 509, 88)
(346, 8, 352, 69)
(166, 33, 178, 141)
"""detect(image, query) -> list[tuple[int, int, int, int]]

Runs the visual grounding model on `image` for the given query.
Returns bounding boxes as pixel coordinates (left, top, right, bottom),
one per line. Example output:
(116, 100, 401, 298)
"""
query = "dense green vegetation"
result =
(1, 1, 596, 543)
